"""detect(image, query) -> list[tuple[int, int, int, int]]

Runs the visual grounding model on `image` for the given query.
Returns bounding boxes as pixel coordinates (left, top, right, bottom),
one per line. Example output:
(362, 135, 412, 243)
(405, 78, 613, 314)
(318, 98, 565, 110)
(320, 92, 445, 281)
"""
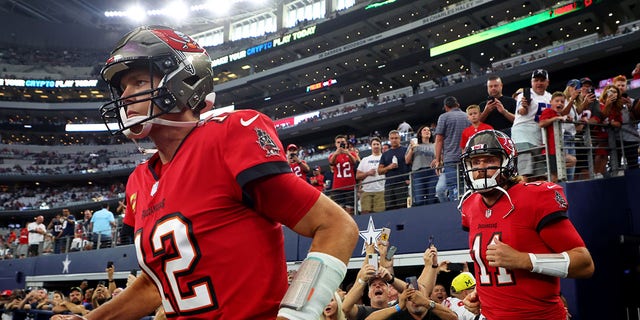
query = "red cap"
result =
(287, 144, 298, 150)
(1, 289, 11, 296)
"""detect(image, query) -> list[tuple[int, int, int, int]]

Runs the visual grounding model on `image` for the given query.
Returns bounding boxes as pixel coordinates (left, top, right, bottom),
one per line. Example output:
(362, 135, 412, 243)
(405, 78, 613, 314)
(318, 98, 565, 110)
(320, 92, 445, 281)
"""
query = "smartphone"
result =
(428, 235, 435, 248)
(380, 227, 391, 245)
(367, 253, 379, 271)
(523, 88, 531, 102)
(385, 245, 397, 260)
(107, 261, 114, 269)
(130, 269, 138, 277)
(98, 280, 105, 286)
(405, 276, 419, 290)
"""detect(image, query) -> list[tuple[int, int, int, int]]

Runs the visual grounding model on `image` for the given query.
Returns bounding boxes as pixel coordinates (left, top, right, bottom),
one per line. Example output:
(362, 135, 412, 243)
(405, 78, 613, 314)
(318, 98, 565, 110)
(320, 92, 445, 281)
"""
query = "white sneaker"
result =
(593, 173, 603, 179)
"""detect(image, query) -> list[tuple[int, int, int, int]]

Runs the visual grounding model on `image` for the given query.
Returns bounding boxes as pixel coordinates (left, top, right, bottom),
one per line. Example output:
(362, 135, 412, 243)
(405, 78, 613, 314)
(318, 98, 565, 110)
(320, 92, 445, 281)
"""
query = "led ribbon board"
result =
(429, 2, 590, 57)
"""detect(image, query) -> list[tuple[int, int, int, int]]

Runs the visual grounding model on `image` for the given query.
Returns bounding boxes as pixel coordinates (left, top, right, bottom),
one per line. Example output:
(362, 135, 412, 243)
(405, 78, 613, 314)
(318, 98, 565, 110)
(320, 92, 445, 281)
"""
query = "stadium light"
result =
(165, 1, 190, 22)
(126, 5, 148, 23)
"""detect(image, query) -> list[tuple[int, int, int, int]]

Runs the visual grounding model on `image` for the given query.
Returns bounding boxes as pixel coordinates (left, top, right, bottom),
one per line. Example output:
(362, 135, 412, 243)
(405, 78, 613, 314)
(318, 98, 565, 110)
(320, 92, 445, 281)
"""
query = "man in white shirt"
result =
(443, 272, 486, 320)
(512, 69, 552, 148)
(356, 137, 386, 213)
(27, 215, 46, 257)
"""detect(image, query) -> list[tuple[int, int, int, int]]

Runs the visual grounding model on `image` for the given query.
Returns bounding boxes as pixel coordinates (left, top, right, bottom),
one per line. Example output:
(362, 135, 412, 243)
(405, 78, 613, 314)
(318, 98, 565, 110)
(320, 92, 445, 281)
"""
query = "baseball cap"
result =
(443, 96, 459, 108)
(450, 272, 476, 293)
(580, 77, 593, 85)
(287, 144, 298, 151)
(69, 287, 83, 294)
(313, 165, 321, 171)
(531, 69, 548, 80)
(566, 79, 581, 89)
(0, 289, 11, 296)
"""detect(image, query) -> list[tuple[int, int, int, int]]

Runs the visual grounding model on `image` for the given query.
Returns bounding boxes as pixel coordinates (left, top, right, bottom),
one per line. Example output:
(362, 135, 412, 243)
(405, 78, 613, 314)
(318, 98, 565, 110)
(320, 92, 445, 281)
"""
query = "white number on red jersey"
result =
(136, 213, 218, 316)
(335, 162, 353, 178)
(470, 232, 514, 286)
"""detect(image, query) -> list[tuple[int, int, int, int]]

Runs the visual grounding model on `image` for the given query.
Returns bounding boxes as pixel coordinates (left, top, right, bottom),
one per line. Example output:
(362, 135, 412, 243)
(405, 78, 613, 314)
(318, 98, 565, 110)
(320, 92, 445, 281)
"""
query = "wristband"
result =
(395, 304, 401, 313)
(357, 278, 366, 285)
(431, 264, 438, 269)
(528, 252, 570, 278)
(386, 275, 395, 284)
(278, 252, 347, 320)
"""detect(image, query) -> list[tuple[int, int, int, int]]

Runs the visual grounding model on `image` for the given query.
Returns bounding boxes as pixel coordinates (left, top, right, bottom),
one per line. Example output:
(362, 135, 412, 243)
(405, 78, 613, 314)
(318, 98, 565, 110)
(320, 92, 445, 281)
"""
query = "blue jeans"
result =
(412, 168, 438, 206)
(564, 132, 576, 181)
(436, 163, 459, 203)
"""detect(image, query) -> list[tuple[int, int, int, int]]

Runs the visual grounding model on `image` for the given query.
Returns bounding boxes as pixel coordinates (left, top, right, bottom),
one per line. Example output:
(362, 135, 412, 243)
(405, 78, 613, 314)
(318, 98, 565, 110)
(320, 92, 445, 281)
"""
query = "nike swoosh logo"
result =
(546, 185, 557, 189)
(240, 114, 260, 126)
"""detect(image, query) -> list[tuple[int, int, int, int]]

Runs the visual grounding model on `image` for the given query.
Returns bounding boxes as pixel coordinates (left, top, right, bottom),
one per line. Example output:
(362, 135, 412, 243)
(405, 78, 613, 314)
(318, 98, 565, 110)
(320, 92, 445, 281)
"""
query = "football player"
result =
(458, 130, 594, 320)
(53, 26, 357, 320)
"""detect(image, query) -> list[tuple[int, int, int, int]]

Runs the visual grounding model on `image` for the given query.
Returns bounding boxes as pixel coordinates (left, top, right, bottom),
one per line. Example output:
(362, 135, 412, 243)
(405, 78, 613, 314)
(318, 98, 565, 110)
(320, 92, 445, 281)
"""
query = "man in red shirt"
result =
(53, 26, 357, 320)
(328, 134, 359, 215)
(309, 166, 326, 193)
(459, 130, 594, 320)
(286, 144, 310, 181)
(16, 227, 29, 258)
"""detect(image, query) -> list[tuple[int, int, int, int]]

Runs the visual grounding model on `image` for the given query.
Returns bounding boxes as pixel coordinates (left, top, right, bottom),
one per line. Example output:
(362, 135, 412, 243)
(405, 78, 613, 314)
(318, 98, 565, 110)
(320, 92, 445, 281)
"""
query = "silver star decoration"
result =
(358, 216, 383, 255)
(62, 254, 71, 274)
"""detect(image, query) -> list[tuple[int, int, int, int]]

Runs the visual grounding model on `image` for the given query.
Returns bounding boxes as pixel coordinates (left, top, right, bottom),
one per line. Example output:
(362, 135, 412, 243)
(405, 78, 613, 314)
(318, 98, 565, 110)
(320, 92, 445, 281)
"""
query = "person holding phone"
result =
(511, 69, 552, 150)
(329, 134, 360, 214)
(53, 26, 357, 320)
(478, 75, 516, 136)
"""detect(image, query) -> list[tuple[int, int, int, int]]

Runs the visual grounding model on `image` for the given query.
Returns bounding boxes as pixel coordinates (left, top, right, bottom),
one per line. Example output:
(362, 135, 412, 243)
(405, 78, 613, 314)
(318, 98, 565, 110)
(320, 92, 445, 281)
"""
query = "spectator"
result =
(378, 130, 410, 210)
(632, 62, 640, 80)
(594, 85, 623, 176)
(539, 92, 576, 182)
(459, 130, 594, 319)
(512, 69, 552, 149)
(512, 69, 551, 179)
(52, 287, 88, 316)
(27, 215, 46, 257)
(16, 226, 29, 258)
(47, 213, 63, 253)
(460, 105, 493, 151)
(309, 165, 326, 193)
(287, 144, 311, 181)
(574, 77, 600, 180)
(612, 75, 640, 170)
(41, 233, 55, 255)
(479, 75, 516, 135)
(356, 137, 385, 213)
(444, 272, 485, 320)
(405, 125, 437, 206)
(397, 120, 413, 141)
(561, 79, 582, 181)
(57, 208, 76, 253)
(320, 291, 347, 320)
(90, 204, 115, 249)
(432, 96, 470, 202)
(329, 134, 360, 214)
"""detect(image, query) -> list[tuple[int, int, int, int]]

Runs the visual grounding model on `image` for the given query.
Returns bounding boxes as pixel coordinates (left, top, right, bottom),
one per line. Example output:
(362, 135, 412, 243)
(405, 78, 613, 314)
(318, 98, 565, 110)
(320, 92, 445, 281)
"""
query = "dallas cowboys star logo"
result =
(358, 216, 383, 255)
(62, 254, 71, 274)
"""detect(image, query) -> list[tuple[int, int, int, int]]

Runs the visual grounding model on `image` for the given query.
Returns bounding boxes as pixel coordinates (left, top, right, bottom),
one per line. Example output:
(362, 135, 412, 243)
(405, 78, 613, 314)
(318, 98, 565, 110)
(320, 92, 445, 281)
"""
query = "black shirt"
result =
(479, 95, 517, 134)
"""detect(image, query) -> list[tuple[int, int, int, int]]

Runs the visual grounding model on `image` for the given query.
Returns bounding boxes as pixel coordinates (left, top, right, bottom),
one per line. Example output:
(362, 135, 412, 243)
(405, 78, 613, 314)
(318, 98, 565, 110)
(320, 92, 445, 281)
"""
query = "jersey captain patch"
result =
(255, 127, 280, 157)
(554, 190, 567, 209)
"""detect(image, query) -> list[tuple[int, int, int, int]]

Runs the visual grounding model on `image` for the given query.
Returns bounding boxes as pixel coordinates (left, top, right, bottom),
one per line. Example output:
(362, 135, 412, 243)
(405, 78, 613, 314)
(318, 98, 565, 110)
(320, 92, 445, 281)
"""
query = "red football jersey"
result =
(289, 161, 308, 180)
(539, 108, 559, 155)
(123, 110, 316, 319)
(329, 152, 357, 190)
(461, 182, 578, 320)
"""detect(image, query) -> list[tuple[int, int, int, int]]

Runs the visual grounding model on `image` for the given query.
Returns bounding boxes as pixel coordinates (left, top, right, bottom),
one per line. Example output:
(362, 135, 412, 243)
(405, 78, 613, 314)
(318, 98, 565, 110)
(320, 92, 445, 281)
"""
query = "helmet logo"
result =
(151, 29, 205, 53)
(471, 144, 486, 150)
(254, 127, 281, 157)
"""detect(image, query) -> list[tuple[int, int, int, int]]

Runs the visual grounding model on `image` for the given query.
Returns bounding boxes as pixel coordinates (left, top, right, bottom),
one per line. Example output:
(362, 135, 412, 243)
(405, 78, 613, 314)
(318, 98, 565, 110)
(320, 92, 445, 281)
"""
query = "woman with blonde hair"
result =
(319, 291, 346, 320)
(593, 85, 623, 176)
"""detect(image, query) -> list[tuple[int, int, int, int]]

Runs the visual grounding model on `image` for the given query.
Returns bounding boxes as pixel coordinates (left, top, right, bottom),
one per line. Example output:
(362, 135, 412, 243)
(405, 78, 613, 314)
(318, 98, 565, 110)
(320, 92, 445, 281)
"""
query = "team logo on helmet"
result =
(255, 127, 280, 157)
(151, 29, 205, 53)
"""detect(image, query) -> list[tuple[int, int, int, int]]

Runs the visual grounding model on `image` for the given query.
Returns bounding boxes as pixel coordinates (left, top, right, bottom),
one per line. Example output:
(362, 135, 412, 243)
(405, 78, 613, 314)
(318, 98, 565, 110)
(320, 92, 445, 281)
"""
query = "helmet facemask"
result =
(460, 130, 517, 192)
